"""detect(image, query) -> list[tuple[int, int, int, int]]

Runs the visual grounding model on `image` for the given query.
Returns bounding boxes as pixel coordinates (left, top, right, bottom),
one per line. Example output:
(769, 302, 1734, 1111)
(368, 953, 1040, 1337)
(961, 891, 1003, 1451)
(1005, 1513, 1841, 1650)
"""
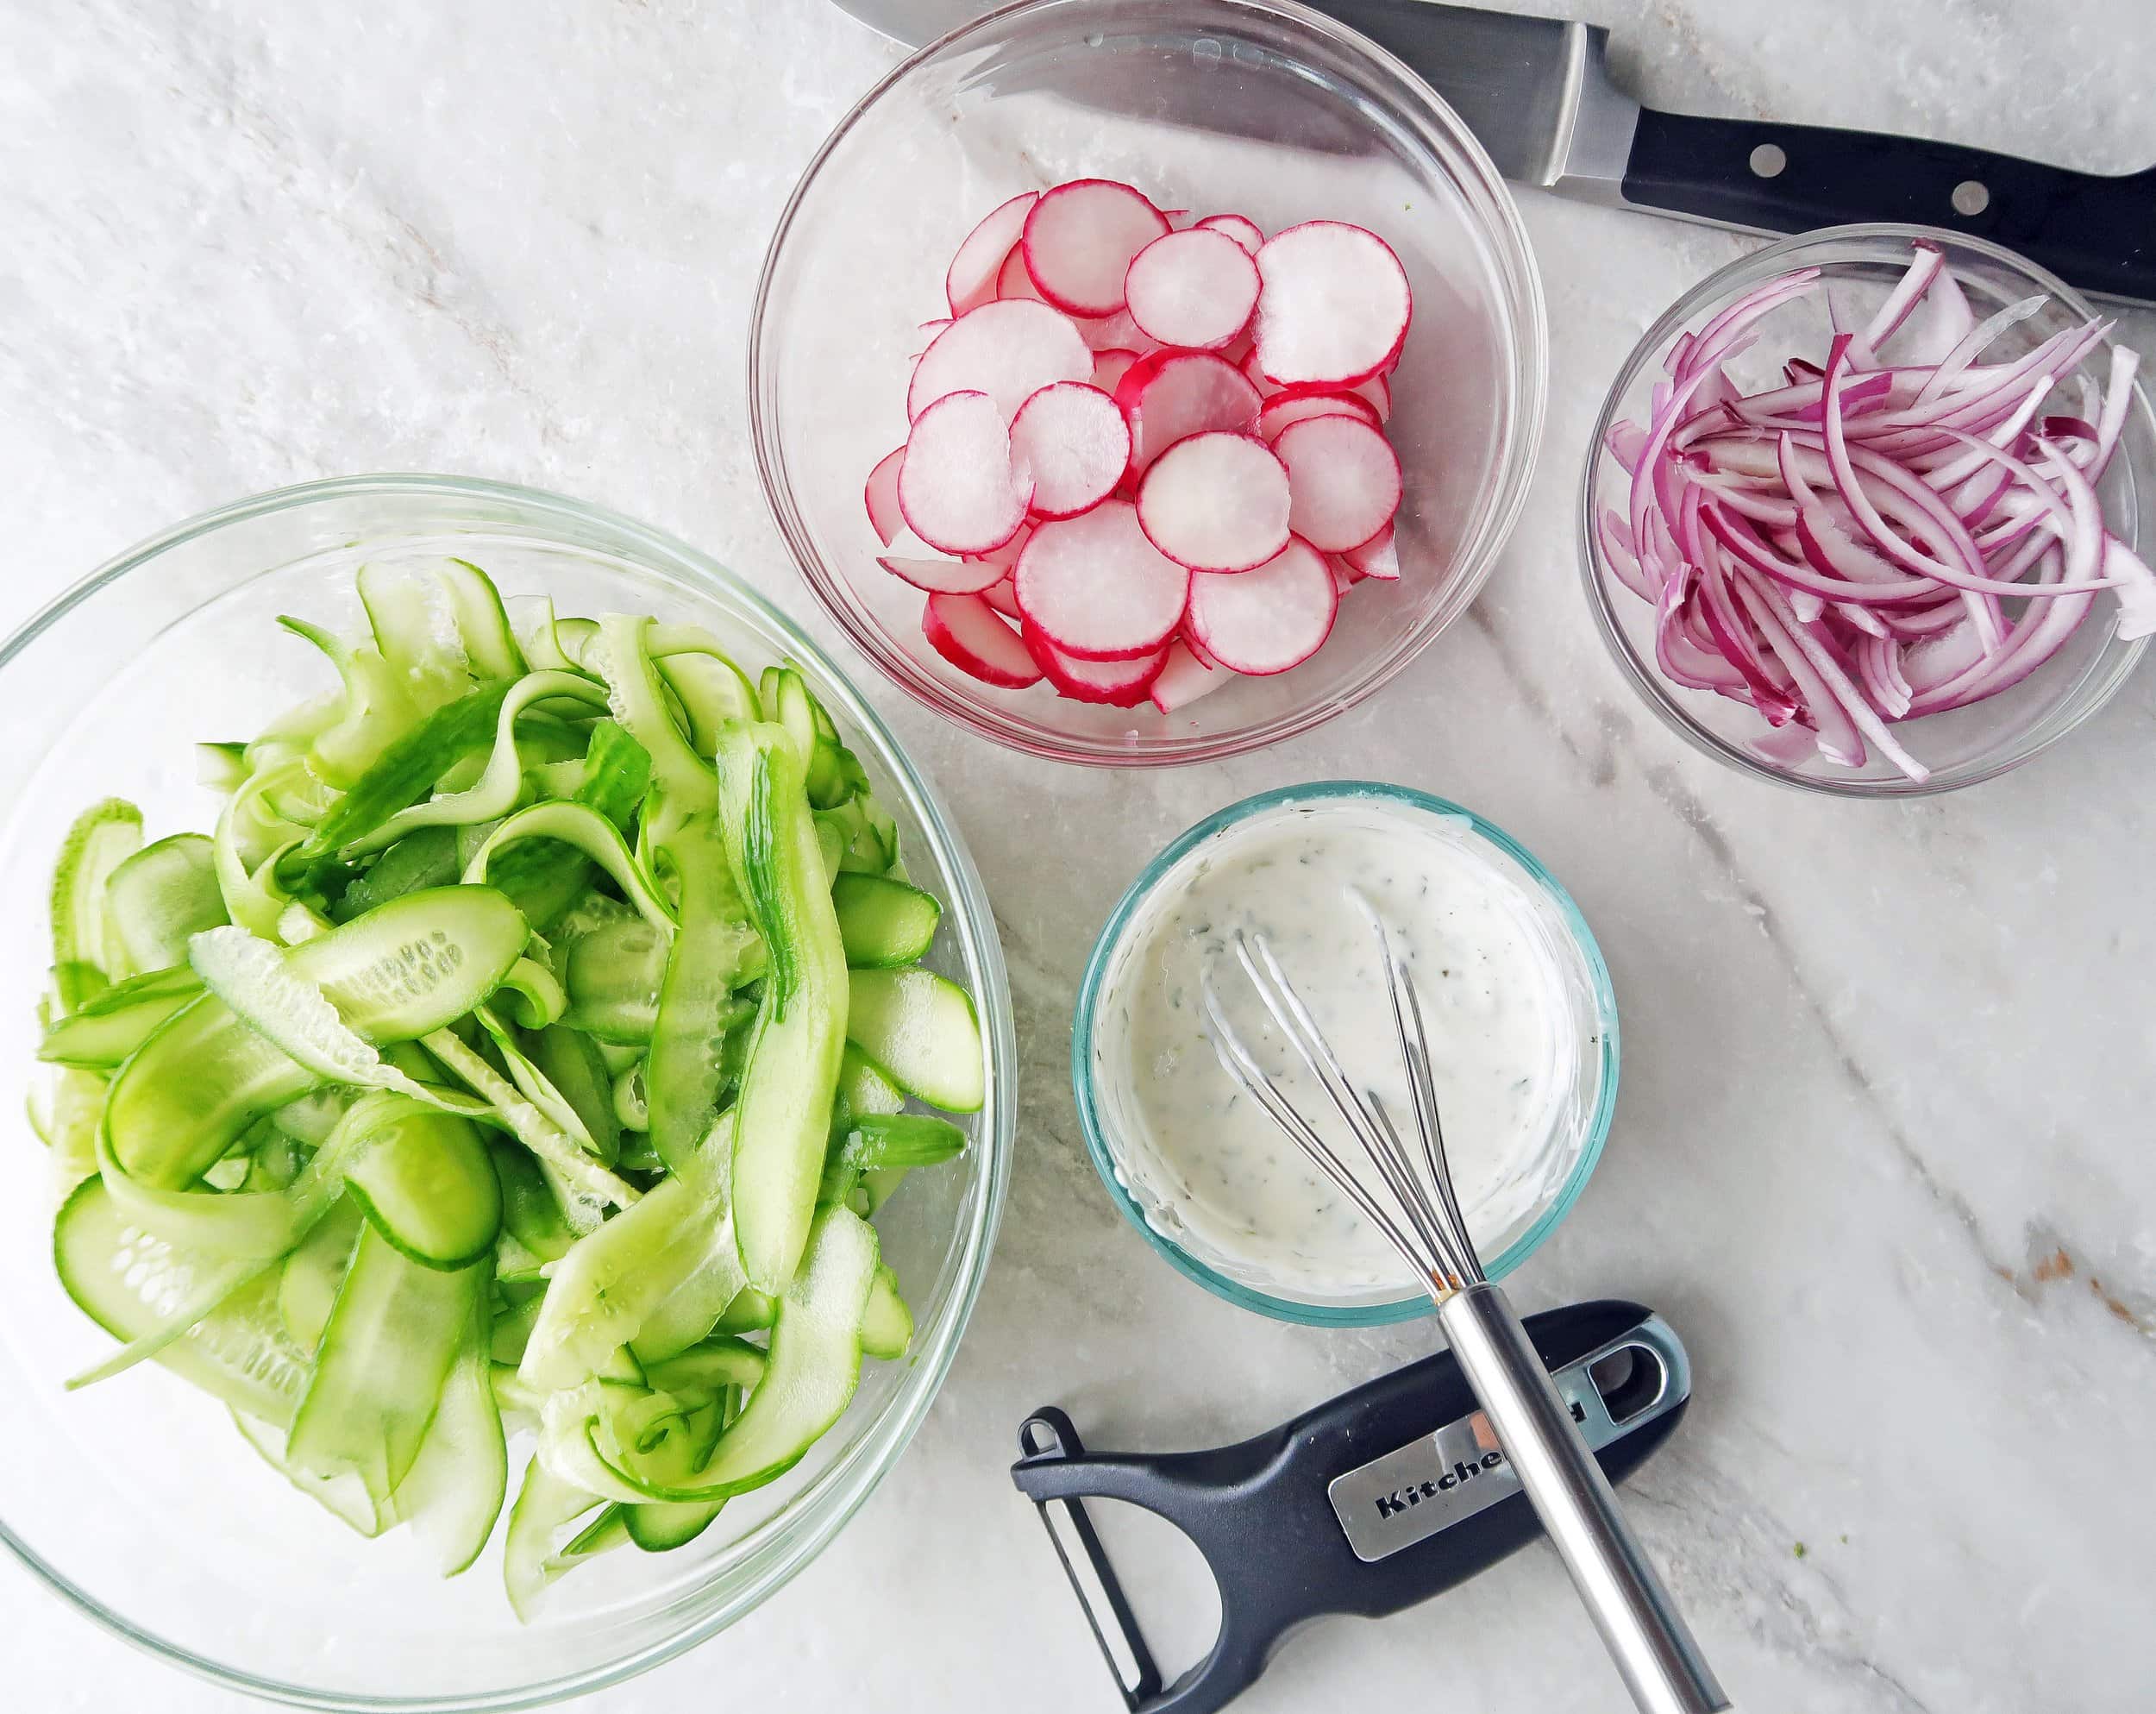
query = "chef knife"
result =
(830, 0, 2156, 306)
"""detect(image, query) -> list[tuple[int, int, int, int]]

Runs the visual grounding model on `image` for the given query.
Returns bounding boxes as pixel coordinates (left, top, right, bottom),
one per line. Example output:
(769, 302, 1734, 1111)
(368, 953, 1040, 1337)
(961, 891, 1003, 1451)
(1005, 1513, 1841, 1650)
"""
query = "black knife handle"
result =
(1622, 107, 2156, 304)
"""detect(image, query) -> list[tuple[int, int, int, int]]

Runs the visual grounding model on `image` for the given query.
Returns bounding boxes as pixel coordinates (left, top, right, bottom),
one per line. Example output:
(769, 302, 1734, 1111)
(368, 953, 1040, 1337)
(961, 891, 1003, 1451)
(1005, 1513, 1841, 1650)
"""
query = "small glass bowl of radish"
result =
(751, 0, 1545, 765)
(1582, 224, 2156, 795)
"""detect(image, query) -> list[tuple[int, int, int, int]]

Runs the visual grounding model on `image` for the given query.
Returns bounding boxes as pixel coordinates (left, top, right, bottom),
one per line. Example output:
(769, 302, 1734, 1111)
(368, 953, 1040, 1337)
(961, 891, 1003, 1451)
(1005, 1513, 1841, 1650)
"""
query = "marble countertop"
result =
(5, 1, 2153, 1709)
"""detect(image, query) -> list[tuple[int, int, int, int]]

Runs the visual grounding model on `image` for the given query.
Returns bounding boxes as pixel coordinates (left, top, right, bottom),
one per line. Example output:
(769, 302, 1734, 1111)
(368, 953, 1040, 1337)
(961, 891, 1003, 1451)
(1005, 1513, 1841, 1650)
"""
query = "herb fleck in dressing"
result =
(1097, 800, 1575, 1299)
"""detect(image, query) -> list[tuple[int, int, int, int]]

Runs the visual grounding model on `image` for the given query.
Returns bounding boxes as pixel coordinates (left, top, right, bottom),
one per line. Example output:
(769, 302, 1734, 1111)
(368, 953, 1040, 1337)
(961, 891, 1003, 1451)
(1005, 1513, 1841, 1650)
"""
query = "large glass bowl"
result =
(0, 476, 1015, 1710)
(1072, 781, 1617, 1325)
(1580, 224, 2155, 796)
(751, 0, 1547, 766)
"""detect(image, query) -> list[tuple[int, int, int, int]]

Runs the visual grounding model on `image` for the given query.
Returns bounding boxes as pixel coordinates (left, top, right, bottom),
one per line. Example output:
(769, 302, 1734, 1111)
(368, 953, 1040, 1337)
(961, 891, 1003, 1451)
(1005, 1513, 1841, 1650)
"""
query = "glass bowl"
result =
(0, 475, 1016, 1710)
(750, 0, 1547, 766)
(1580, 223, 2156, 796)
(1071, 781, 1616, 1325)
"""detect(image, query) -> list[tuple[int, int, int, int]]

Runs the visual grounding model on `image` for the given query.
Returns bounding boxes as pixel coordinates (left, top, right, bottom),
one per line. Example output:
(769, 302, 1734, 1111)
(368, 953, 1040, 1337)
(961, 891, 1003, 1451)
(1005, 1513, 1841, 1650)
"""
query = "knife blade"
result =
(829, 0, 2156, 306)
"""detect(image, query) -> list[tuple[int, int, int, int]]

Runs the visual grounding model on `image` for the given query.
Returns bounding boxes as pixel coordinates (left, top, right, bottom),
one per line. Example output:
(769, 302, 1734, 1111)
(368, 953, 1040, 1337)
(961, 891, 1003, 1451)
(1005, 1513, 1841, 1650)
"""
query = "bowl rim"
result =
(1576, 221, 2155, 798)
(1069, 778, 1618, 1325)
(749, 0, 1550, 769)
(0, 471, 1018, 1711)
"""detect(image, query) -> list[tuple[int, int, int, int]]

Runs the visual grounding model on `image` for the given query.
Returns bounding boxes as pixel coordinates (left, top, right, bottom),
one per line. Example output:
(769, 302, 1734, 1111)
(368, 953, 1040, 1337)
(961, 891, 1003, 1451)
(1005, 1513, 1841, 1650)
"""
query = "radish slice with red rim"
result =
(1074, 307, 1150, 354)
(1137, 431, 1293, 574)
(907, 298, 1094, 422)
(1123, 228, 1262, 352)
(878, 554, 1008, 596)
(898, 390, 1033, 555)
(996, 244, 1042, 303)
(922, 592, 1044, 688)
(1342, 521, 1401, 580)
(1013, 499, 1189, 660)
(1257, 388, 1379, 442)
(1115, 350, 1263, 472)
(1194, 213, 1264, 254)
(1254, 221, 1413, 388)
(1092, 348, 1143, 395)
(863, 446, 906, 547)
(1008, 381, 1131, 519)
(1148, 638, 1232, 712)
(980, 575, 1022, 618)
(948, 191, 1037, 317)
(1022, 179, 1171, 317)
(1021, 623, 1169, 705)
(1185, 537, 1338, 675)
(1272, 413, 1403, 553)
(1239, 347, 1282, 399)
(1327, 555, 1361, 594)
(962, 522, 1031, 575)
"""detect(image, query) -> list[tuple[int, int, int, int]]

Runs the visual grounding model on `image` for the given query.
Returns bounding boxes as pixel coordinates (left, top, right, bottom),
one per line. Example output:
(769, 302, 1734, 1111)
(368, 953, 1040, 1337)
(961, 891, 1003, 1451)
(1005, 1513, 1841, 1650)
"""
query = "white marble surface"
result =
(4, 1, 2155, 1709)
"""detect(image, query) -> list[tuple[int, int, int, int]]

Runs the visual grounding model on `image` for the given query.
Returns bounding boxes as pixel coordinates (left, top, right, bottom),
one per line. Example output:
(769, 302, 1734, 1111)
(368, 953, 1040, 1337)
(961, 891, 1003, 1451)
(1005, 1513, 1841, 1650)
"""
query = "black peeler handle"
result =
(1012, 1300, 1689, 1714)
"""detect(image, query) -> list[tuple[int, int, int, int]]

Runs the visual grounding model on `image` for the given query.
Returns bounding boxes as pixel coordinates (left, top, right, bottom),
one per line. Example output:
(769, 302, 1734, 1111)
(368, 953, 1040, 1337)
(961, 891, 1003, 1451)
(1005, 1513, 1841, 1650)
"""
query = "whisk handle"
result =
(1438, 1283, 1730, 1714)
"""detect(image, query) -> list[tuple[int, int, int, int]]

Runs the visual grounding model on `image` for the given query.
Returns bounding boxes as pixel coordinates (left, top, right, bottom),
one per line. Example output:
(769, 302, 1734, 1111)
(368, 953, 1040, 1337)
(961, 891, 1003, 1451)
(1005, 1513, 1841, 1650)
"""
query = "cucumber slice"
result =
(561, 915, 666, 1043)
(830, 873, 940, 968)
(624, 1174, 752, 1369)
(104, 833, 227, 974)
(50, 798, 142, 1010)
(298, 676, 511, 851)
(860, 1265, 912, 1360)
(103, 992, 321, 1188)
(642, 1337, 768, 1396)
(344, 1103, 502, 1270)
(530, 1026, 621, 1165)
(520, 1174, 739, 1391)
(645, 820, 761, 1186)
(588, 1207, 878, 1503)
(285, 885, 530, 1040)
(286, 1224, 478, 1499)
(491, 1141, 575, 1263)
(394, 1297, 507, 1576)
(504, 1460, 605, 1623)
(37, 965, 203, 1069)
(468, 801, 677, 938)
(714, 725, 850, 1292)
(280, 1196, 364, 1351)
(439, 560, 529, 681)
(837, 1042, 906, 1121)
(711, 1288, 777, 1336)
(357, 564, 467, 714)
(624, 1498, 724, 1552)
(234, 1410, 392, 1538)
(483, 719, 650, 934)
(54, 1178, 310, 1427)
(332, 827, 459, 924)
(845, 968, 985, 1114)
(652, 649, 759, 754)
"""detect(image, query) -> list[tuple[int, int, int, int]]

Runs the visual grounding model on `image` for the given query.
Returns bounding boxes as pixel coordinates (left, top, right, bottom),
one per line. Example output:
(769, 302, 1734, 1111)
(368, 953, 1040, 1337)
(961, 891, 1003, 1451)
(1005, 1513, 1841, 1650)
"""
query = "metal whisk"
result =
(1204, 906, 1731, 1714)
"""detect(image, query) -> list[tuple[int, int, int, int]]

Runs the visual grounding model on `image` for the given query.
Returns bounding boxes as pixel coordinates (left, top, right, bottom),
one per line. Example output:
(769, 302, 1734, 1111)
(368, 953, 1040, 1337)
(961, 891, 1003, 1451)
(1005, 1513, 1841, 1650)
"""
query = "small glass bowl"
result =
(1580, 223, 2155, 796)
(0, 476, 1016, 1710)
(1071, 781, 1617, 1325)
(750, 0, 1547, 767)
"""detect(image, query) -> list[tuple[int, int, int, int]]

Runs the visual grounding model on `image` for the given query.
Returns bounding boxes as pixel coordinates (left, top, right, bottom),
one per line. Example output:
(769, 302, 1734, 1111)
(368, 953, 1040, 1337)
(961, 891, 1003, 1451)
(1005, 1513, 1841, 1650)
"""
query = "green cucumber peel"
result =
(49, 798, 142, 1012)
(299, 677, 514, 858)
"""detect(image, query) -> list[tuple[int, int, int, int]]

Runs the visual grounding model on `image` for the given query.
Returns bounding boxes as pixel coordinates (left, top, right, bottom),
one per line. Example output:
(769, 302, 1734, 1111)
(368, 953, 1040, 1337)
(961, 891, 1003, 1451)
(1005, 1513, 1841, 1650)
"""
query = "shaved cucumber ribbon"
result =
(48, 799, 142, 1013)
(464, 801, 678, 940)
(342, 670, 609, 857)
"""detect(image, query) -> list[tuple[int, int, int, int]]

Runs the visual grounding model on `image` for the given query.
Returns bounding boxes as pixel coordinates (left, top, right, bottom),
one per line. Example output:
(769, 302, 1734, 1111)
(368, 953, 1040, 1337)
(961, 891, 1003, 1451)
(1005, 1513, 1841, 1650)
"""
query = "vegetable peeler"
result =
(1011, 1298, 1692, 1713)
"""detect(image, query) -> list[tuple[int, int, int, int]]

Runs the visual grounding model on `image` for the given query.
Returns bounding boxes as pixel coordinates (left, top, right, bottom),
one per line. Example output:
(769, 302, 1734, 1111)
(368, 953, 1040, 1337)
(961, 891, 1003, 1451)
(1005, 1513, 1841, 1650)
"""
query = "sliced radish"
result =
(909, 318, 951, 358)
(1184, 630, 1226, 671)
(1327, 555, 1363, 594)
(963, 523, 1031, 575)
(1163, 208, 1194, 229)
(1239, 347, 1283, 399)
(1271, 413, 1403, 553)
(1253, 221, 1412, 387)
(1352, 371, 1392, 423)
(1021, 179, 1170, 317)
(907, 298, 1094, 422)
(1075, 307, 1150, 354)
(1008, 381, 1130, 519)
(863, 446, 906, 547)
(878, 554, 1007, 596)
(922, 592, 1043, 689)
(996, 244, 1043, 302)
(1114, 350, 1263, 472)
(1137, 432, 1292, 574)
(948, 191, 1037, 317)
(1194, 213, 1264, 254)
(981, 575, 1022, 618)
(1342, 522, 1400, 581)
(1013, 499, 1188, 660)
(1257, 388, 1379, 442)
(1021, 624, 1168, 706)
(1149, 639, 1231, 712)
(1185, 537, 1338, 675)
(1092, 348, 1143, 394)
(898, 390, 1033, 556)
(1123, 229, 1261, 351)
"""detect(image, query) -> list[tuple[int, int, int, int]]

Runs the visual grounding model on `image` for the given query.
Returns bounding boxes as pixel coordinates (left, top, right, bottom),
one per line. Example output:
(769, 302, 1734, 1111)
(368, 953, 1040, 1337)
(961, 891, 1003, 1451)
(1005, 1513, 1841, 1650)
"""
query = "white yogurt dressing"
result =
(1094, 797, 1583, 1301)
